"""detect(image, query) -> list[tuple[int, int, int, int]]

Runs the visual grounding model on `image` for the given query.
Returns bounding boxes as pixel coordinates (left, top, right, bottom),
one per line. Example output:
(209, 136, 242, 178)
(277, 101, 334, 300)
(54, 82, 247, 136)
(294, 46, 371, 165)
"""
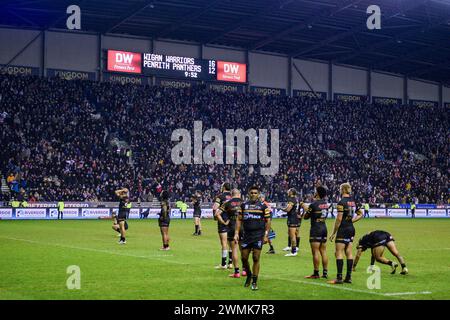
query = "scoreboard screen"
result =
(142, 53, 246, 83)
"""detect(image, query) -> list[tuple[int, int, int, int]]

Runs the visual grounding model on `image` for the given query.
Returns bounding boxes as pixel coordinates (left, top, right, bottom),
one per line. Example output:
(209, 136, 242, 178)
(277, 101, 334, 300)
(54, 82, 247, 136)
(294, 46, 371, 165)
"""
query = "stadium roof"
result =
(1, 0, 450, 84)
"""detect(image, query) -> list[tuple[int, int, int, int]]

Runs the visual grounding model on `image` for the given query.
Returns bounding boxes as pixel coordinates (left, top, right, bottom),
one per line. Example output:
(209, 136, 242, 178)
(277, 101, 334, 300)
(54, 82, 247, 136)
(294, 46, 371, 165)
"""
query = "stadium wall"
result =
(0, 27, 443, 103)
(443, 85, 450, 104)
(0, 207, 448, 220)
(371, 72, 404, 100)
(292, 59, 328, 95)
(408, 79, 439, 102)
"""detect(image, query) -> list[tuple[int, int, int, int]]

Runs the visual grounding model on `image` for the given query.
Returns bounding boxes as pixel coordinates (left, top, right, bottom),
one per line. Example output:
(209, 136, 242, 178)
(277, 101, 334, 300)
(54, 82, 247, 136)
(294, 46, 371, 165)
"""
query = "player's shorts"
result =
(218, 221, 228, 234)
(336, 225, 355, 244)
(193, 209, 201, 218)
(158, 216, 170, 228)
(227, 220, 237, 241)
(117, 212, 128, 222)
(372, 231, 394, 248)
(114, 219, 129, 230)
(309, 223, 327, 243)
(287, 215, 300, 228)
(240, 237, 264, 250)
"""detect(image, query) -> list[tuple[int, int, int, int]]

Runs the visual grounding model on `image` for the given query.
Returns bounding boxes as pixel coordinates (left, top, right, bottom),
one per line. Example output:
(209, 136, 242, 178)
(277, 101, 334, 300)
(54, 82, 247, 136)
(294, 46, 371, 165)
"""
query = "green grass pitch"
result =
(0, 218, 449, 300)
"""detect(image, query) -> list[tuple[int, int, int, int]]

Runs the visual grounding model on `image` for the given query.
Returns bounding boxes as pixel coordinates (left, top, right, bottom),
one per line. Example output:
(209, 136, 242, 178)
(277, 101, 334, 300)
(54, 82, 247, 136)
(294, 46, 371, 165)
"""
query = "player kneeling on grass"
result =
(299, 186, 330, 279)
(114, 188, 131, 244)
(353, 230, 408, 275)
(159, 190, 171, 250)
(234, 185, 271, 291)
(215, 189, 243, 278)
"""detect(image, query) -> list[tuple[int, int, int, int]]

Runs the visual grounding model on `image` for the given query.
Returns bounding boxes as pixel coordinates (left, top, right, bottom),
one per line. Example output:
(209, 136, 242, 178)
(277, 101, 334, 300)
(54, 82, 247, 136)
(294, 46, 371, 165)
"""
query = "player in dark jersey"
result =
(261, 193, 276, 254)
(158, 190, 171, 250)
(299, 186, 330, 279)
(234, 185, 271, 290)
(213, 182, 233, 269)
(191, 191, 202, 236)
(329, 183, 363, 284)
(215, 189, 243, 278)
(114, 188, 131, 244)
(280, 188, 300, 257)
(354, 230, 408, 275)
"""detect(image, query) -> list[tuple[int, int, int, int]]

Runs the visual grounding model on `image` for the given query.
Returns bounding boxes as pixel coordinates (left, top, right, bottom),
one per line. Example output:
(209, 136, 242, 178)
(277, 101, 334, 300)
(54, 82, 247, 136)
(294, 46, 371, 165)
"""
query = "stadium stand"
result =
(0, 74, 448, 204)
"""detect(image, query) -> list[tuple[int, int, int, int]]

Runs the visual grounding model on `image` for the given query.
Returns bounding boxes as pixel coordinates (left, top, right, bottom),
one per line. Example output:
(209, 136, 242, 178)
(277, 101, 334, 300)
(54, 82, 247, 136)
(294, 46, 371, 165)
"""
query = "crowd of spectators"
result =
(0, 74, 448, 205)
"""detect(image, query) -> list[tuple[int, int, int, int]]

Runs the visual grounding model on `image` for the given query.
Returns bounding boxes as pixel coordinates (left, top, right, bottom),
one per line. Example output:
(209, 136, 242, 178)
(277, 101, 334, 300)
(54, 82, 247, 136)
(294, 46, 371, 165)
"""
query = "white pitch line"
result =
(1, 236, 434, 298)
(0, 236, 189, 265)
(412, 248, 450, 251)
(264, 276, 432, 298)
(384, 291, 432, 296)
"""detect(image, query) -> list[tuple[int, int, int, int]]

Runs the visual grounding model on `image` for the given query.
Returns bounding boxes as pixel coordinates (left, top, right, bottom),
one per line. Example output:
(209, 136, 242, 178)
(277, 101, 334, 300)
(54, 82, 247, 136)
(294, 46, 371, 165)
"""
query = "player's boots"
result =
(244, 273, 252, 287)
(343, 276, 352, 284)
(328, 278, 344, 285)
(390, 262, 399, 274)
(400, 267, 408, 275)
(251, 283, 258, 291)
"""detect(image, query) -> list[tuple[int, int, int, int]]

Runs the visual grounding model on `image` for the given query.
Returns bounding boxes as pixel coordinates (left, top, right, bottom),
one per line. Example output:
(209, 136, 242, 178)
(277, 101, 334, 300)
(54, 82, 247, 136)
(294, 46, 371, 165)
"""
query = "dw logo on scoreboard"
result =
(217, 61, 246, 83)
(107, 50, 142, 74)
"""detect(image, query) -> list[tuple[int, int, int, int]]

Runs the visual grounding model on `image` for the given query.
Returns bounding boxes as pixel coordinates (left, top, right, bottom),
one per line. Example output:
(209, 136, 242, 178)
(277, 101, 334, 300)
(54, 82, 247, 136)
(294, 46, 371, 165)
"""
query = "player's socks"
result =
(313, 270, 319, 277)
(296, 237, 300, 249)
(345, 259, 353, 281)
(244, 272, 252, 287)
(252, 275, 258, 284)
(401, 263, 406, 268)
(269, 244, 274, 251)
(322, 269, 328, 278)
(288, 236, 291, 247)
(291, 246, 296, 254)
(336, 259, 344, 280)
(221, 250, 227, 267)
(195, 225, 199, 234)
(234, 267, 240, 274)
(228, 250, 233, 265)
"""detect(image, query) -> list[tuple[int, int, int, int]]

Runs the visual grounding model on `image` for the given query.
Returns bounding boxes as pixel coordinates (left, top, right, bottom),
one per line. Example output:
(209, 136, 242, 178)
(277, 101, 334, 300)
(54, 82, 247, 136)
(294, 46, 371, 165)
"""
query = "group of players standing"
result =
(211, 181, 408, 290)
(111, 181, 408, 291)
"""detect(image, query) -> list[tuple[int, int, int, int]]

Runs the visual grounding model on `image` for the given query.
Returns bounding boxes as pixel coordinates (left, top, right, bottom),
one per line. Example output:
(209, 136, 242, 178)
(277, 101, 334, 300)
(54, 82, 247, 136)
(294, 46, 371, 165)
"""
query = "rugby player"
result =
(280, 188, 300, 257)
(329, 182, 363, 284)
(192, 191, 202, 235)
(261, 193, 276, 254)
(215, 189, 243, 278)
(353, 230, 408, 275)
(234, 185, 271, 290)
(213, 182, 232, 269)
(159, 190, 171, 250)
(114, 188, 131, 244)
(299, 186, 330, 279)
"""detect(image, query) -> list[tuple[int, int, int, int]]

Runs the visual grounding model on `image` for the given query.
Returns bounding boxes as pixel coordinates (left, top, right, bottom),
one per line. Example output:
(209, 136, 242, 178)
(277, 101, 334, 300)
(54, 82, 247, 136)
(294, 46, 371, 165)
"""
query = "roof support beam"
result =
(204, 0, 295, 45)
(103, 0, 154, 34)
(155, 0, 222, 39)
(289, 0, 429, 59)
(335, 15, 450, 64)
(251, 0, 364, 51)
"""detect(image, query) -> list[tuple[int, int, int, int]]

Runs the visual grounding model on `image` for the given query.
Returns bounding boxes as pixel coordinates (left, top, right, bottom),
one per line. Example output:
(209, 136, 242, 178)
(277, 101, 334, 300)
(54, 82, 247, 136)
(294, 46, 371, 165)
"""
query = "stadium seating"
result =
(0, 74, 448, 204)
